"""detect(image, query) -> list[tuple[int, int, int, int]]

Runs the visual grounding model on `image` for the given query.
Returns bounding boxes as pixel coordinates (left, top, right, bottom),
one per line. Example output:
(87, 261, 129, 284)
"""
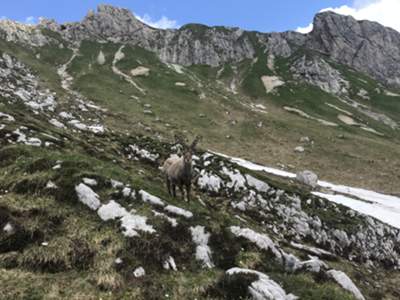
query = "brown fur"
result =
(162, 136, 201, 202)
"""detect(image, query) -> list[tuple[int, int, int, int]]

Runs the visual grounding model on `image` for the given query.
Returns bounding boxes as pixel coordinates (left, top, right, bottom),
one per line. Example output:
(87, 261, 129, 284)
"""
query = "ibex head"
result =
(174, 134, 202, 164)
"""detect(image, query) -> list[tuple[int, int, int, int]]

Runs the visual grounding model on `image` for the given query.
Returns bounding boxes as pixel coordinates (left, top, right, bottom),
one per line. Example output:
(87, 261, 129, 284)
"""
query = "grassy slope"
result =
(0, 36, 400, 298)
(64, 39, 400, 194)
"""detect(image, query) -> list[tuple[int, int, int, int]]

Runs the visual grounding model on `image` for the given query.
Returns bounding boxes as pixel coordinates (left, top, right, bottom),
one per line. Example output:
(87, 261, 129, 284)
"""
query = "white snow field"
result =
(212, 151, 400, 229)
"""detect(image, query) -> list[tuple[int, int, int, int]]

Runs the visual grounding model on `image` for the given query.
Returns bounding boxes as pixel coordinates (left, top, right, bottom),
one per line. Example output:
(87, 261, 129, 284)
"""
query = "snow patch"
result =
(211, 151, 295, 179)
(213, 150, 400, 229)
(313, 192, 400, 229)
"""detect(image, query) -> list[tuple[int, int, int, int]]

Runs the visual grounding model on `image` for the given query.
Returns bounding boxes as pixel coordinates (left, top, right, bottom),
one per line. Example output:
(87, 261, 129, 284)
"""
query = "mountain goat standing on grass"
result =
(162, 136, 201, 202)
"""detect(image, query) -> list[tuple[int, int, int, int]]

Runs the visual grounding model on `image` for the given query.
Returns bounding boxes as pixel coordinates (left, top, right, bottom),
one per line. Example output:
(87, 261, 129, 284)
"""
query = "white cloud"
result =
(24, 16, 38, 25)
(296, 23, 314, 34)
(296, 0, 400, 34)
(136, 14, 179, 29)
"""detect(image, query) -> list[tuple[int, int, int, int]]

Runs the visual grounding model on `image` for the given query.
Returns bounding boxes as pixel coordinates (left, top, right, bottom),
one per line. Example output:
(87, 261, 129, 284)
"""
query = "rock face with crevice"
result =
(291, 55, 349, 95)
(1, 5, 399, 88)
(306, 12, 400, 87)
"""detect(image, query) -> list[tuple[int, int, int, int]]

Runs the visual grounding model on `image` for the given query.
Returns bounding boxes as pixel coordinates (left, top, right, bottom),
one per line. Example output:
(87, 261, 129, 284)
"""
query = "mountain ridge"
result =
(1, 4, 399, 87)
(0, 3, 400, 299)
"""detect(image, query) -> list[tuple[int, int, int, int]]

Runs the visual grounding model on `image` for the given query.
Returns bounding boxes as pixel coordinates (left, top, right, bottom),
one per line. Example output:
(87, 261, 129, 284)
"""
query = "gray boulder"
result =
(296, 171, 318, 188)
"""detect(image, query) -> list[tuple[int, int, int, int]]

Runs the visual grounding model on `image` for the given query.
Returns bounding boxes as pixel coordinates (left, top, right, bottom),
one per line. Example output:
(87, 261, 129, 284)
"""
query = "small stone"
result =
(131, 66, 150, 77)
(115, 258, 123, 264)
(46, 181, 58, 189)
(3, 222, 14, 235)
(133, 267, 145, 278)
(294, 146, 305, 153)
(300, 136, 311, 143)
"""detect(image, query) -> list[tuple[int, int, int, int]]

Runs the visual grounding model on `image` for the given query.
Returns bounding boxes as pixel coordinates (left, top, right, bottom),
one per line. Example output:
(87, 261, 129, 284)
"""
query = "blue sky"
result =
(1, 0, 351, 32)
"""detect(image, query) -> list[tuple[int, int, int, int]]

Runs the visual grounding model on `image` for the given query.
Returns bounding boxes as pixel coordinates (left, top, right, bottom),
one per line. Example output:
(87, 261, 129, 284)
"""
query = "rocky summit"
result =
(33, 5, 400, 87)
(0, 4, 400, 300)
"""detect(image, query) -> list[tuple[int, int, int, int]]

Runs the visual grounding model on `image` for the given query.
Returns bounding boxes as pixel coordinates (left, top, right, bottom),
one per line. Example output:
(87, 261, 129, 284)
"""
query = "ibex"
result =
(161, 135, 201, 202)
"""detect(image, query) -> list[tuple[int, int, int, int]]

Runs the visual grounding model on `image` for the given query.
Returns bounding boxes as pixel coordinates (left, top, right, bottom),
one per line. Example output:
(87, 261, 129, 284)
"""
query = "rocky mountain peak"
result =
(85, 4, 145, 28)
(1, 4, 400, 88)
(307, 11, 400, 87)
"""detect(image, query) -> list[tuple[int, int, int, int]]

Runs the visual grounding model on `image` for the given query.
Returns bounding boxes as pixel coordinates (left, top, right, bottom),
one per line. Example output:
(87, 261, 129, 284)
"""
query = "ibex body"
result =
(162, 136, 200, 202)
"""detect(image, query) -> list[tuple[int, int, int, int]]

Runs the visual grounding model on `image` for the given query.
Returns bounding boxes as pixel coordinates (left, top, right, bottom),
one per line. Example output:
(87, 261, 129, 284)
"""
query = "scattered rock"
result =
(296, 171, 318, 188)
(97, 50, 106, 65)
(190, 226, 214, 268)
(357, 89, 369, 100)
(299, 136, 310, 143)
(133, 267, 146, 278)
(294, 146, 305, 153)
(291, 55, 349, 95)
(75, 183, 101, 211)
(131, 66, 150, 77)
(327, 270, 365, 300)
(3, 222, 14, 235)
(226, 268, 298, 300)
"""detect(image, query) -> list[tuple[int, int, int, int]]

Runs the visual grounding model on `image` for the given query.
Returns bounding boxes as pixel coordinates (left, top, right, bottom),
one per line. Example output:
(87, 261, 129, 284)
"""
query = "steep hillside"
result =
(0, 4, 400, 300)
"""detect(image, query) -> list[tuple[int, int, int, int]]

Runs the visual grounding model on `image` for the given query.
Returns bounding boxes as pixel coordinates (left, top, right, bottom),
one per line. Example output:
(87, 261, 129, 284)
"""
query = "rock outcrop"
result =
(1, 5, 400, 88)
(306, 12, 400, 88)
(291, 55, 349, 95)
